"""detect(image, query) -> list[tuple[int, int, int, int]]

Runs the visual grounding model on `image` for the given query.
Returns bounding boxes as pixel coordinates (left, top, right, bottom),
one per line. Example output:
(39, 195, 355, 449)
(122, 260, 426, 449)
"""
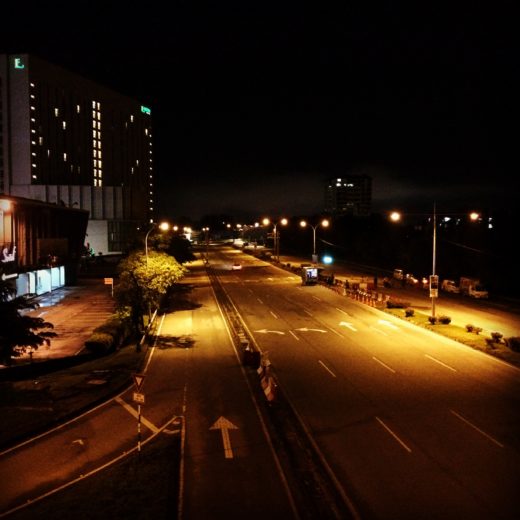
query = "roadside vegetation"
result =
(384, 302, 520, 368)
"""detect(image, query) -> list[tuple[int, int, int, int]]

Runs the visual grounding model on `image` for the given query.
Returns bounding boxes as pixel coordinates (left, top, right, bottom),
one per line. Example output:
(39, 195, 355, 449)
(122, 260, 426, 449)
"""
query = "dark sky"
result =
(1, 1, 517, 220)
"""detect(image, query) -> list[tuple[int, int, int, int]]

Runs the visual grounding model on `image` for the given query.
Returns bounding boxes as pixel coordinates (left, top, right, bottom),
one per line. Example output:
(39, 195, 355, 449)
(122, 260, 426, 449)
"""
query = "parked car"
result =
(441, 279, 460, 293)
(232, 262, 242, 270)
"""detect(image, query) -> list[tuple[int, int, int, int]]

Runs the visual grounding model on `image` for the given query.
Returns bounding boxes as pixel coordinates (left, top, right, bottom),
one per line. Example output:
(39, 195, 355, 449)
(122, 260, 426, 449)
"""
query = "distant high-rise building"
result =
(0, 54, 154, 254)
(324, 175, 372, 216)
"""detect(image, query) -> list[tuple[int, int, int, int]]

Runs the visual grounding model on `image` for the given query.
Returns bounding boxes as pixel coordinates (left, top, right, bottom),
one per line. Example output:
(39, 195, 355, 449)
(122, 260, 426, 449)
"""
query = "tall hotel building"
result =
(0, 54, 154, 254)
(324, 174, 372, 216)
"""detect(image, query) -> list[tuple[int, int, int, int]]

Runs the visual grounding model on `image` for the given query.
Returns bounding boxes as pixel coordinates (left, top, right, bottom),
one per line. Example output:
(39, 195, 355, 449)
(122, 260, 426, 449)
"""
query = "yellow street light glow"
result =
(262, 217, 270, 226)
(280, 218, 288, 226)
(159, 222, 170, 231)
(300, 220, 307, 228)
(390, 211, 401, 222)
(470, 212, 480, 221)
(321, 219, 330, 228)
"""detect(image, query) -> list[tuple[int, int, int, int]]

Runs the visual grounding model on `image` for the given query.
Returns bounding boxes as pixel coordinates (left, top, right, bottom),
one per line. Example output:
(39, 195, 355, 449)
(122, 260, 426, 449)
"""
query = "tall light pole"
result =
(262, 217, 287, 262)
(390, 206, 480, 318)
(145, 221, 170, 267)
(300, 218, 329, 262)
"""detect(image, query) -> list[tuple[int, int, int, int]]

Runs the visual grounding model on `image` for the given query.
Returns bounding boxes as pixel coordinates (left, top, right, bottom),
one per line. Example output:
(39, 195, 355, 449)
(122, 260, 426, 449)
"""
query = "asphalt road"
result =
(0, 260, 297, 519)
(213, 245, 520, 519)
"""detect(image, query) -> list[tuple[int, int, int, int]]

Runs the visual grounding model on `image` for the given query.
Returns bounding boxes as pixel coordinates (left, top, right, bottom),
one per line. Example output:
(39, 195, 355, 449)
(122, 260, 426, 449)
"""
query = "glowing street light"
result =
(145, 221, 170, 267)
(300, 218, 330, 262)
(389, 205, 480, 318)
(262, 217, 288, 262)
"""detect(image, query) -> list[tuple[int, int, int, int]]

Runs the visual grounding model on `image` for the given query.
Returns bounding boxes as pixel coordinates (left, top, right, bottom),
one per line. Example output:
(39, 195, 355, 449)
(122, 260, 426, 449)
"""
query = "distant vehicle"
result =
(393, 269, 404, 280)
(301, 266, 318, 285)
(459, 277, 488, 299)
(232, 262, 242, 270)
(405, 273, 419, 286)
(441, 279, 460, 293)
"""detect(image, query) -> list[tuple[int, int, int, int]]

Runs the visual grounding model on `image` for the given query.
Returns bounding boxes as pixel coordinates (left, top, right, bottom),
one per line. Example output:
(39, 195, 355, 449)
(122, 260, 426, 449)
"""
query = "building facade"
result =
(324, 175, 372, 216)
(1, 194, 89, 295)
(0, 54, 154, 255)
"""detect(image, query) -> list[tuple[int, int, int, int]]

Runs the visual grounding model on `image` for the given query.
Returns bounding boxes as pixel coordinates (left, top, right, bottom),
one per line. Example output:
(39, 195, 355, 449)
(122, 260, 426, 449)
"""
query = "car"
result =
(232, 262, 242, 270)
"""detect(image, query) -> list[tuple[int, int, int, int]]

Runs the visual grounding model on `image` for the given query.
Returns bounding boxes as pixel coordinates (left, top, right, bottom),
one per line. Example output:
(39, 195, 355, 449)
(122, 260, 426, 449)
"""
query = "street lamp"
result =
(145, 221, 170, 267)
(390, 205, 480, 318)
(300, 218, 330, 262)
(262, 217, 288, 262)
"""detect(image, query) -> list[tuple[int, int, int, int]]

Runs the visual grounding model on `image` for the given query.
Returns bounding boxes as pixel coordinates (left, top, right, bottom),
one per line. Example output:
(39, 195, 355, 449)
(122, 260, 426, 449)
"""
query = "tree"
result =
(0, 281, 57, 365)
(114, 250, 186, 334)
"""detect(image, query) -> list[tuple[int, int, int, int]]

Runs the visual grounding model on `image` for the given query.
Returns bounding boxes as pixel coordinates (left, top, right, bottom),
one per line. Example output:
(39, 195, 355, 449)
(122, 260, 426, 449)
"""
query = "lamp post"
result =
(389, 206, 480, 318)
(262, 217, 287, 262)
(300, 218, 329, 263)
(145, 221, 170, 267)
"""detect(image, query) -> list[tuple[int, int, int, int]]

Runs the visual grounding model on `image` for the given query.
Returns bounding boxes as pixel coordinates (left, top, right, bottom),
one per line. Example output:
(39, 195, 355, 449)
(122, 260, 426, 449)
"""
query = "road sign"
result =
(104, 277, 113, 285)
(133, 392, 145, 404)
(133, 373, 146, 391)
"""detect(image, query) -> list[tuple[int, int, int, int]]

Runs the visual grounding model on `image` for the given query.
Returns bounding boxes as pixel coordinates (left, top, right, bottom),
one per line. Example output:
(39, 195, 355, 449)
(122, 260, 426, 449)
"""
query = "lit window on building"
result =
(31, 106, 35, 111)
(30, 82, 35, 87)
(55, 108, 59, 117)
(38, 137, 43, 145)
(92, 101, 96, 108)
(62, 121, 67, 130)
(77, 104, 81, 113)
(63, 153, 67, 161)
(130, 115, 134, 122)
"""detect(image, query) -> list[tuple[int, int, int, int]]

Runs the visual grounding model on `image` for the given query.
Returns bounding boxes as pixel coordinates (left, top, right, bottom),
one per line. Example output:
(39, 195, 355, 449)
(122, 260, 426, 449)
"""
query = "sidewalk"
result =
(13, 278, 115, 365)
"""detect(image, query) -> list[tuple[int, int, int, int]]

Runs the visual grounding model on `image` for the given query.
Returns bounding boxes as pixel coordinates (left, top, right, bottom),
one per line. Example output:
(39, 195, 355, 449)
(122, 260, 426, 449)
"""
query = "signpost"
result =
(132, 373, 146, 455)
(104, 277, 114, 297)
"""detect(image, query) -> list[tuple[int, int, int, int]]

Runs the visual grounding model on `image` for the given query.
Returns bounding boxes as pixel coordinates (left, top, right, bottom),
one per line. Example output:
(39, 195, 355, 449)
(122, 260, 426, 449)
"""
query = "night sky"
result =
(1, 2, 516, 220)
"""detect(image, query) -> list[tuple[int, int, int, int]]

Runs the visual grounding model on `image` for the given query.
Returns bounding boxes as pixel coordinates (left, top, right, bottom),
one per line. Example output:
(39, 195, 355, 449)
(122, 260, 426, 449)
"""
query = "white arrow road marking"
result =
(295, 327, 327, 333)
(210, 416, 239, 459)
(254, 329, 285, 335)
(378, 319, 400, 330)
(339, 321, 357, 331)
(115, 396, 159, 433)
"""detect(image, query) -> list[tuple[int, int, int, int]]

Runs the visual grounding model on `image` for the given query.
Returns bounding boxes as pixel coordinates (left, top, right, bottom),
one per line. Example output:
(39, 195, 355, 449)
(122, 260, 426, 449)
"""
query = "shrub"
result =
(438, 315, 452, 324)
(485, 338, 496, 348)
(490, 331, 503, 343)
(465, 324, 474, 332)
(405, 308, 415, 317)
(505, 337, 520, 352)
(428, 316, 438, 325)
(84, 332, 114, 354)
(474, 327, 482, 335)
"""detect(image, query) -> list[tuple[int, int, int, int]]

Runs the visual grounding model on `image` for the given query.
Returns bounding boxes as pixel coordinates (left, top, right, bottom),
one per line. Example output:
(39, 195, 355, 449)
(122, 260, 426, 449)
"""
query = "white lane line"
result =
(304, 309, 313, 317)
(339, 321, 357, 331)
(336, 307, 349, 316)
(375, 417, 412, 453)
(370, 326, 388, 336)
(257, 298, 264, 304)
(372, 356, 396, 373)
(378, 319, 400, 330)
(425, 354, 457, 372)
(270, 310, 279, 319)
(312, 296, 322, 301)
(450, 410, 504, 448)
(328, 327, 344, 338)
(115, 396, 159, 433)
(319, 360, 337, 378)
(289, 330, 300, 341)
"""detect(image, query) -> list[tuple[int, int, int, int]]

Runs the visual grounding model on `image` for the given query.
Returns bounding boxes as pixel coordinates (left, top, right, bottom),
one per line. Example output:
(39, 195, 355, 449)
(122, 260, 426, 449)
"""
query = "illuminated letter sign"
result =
(141, 105, 151, 115)
(14, 58, 25, 69)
